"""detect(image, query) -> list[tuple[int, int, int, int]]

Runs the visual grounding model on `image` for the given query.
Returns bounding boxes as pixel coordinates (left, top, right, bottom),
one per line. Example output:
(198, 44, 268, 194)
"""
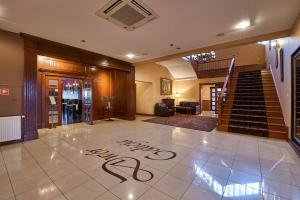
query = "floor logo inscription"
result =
(85, 140, 177, 183)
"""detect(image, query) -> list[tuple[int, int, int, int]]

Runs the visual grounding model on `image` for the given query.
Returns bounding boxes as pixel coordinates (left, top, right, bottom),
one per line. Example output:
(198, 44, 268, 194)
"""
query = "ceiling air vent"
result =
(96, 0, 158, 31)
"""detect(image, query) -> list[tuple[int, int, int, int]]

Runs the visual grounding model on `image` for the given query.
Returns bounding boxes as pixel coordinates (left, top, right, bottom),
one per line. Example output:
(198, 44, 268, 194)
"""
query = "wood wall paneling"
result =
(23, 48, 38, 141)
(92, 69, 111, 120)
(126, 67, 136, 120)
(22, 33, 135, 141)
(202, 100, 211, 111)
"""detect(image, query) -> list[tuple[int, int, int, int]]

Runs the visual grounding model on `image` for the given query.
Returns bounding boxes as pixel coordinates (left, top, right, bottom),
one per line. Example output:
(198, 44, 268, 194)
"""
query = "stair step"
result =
(225, 120, 286, 131)
(235, 85, 274, 89)
(225, 100, 279, 106)
(224, 109, 282, 117)
(222, 119, 286, 130)
(227, 96, 278, 100)
(236, 83, 273, 86)
(233, 93, 264, 96)
(228, 125, 268, 137)
(231, 105, 280, 110)
(221, 113, 284, 124)
(235, 88, 274, 91)
(228, 125, 287, 138)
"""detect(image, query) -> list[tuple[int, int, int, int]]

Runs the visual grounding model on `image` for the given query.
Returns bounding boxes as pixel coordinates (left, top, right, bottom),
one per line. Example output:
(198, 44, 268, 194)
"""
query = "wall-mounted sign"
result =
(0, 88, 9, 96)
(49, 96, 56, 105)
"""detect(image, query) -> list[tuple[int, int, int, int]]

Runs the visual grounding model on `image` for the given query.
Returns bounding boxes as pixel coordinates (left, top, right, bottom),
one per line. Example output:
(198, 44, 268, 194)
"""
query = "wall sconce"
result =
(90, 66, 97, 71)
(101, 60, 109, 67)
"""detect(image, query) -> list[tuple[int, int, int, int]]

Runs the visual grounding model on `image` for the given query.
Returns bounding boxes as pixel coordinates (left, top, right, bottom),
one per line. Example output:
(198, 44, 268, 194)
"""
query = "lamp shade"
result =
(174, 92, 181, 98)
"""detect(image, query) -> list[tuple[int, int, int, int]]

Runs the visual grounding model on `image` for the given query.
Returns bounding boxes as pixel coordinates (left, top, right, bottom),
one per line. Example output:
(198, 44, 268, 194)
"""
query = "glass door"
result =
(210, 87, 223, 113)
(82, 79, 93, 125)
(210, 87, 216, 111)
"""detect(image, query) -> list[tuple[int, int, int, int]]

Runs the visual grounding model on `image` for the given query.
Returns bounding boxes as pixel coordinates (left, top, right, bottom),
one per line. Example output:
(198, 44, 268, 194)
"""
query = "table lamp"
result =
(174, 92, 181, 105)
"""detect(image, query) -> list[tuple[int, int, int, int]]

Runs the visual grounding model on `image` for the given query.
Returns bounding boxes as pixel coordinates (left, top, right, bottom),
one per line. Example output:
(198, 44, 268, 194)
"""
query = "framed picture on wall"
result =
(280, 48, 284, 82)
(160, 78, 172, 95)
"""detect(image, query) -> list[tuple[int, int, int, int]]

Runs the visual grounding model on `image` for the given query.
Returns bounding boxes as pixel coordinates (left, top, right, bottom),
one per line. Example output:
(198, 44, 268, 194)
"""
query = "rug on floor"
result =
(143, 115, 217, 132)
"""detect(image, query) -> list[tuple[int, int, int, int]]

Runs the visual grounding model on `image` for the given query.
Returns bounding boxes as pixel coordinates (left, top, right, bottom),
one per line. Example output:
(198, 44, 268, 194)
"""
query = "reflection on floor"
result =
(1, 116, 300, 200)
(200, 111, 217, 118)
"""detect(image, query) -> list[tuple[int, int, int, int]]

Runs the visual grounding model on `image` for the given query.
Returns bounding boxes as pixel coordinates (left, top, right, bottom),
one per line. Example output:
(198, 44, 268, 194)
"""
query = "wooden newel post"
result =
(217, 93, 223, 129)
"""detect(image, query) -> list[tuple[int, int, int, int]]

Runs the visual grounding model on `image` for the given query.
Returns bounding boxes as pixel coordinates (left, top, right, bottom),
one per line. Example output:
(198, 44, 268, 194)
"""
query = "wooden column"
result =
(23, 43, 38, 141)
(126, 66, 136, 120)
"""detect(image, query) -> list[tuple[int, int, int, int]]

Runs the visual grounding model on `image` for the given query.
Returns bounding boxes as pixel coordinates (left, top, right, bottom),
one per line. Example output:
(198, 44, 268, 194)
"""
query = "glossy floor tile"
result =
(0, 116, 300, 200)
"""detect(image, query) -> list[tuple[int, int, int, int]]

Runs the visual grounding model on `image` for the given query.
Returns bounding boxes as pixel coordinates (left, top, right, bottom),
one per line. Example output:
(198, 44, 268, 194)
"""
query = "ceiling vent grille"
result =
(96, 0, 158, 31)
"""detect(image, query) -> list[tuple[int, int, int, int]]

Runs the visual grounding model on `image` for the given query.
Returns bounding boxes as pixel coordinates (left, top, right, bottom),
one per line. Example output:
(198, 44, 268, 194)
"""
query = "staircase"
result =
(218, 66, 288, 140)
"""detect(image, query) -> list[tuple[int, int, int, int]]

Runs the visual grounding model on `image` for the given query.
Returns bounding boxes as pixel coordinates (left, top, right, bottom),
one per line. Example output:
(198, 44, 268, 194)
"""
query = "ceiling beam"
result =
(134, 29, 291, 66)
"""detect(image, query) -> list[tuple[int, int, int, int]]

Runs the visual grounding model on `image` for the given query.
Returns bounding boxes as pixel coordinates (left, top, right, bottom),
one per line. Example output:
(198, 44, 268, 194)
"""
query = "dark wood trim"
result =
(291, 46, 300, 147)
(38, 68, 89, 77)
(136, 113, 154, 116)
(21, 33, 136, 142)
(23, 47, 38, 141)
(126, 67, 136, 120)
(0, 139, 23, 146)
(20, 33, 132, 72)
(199, 82, 223, 112)
(288, 139, 300, 158)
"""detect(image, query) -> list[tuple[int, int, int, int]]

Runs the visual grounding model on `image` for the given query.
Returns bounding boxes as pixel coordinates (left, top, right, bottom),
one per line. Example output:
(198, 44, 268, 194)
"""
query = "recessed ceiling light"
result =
(126, 53, 135, 59)
(235, 20, 250, 30)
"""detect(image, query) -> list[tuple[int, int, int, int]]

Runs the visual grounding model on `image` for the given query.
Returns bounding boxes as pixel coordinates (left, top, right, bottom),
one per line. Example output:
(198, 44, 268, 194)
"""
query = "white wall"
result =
(265, 19, 300, 138)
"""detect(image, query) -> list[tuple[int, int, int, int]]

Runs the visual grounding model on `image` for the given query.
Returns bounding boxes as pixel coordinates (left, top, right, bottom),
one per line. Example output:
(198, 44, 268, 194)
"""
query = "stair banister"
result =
(217, 57, 235, 127)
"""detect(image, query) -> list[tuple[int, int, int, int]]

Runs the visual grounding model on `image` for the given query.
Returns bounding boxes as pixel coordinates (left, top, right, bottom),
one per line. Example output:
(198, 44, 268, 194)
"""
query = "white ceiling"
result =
(157, 58, 197, 80)
(0, 0, 299, 63)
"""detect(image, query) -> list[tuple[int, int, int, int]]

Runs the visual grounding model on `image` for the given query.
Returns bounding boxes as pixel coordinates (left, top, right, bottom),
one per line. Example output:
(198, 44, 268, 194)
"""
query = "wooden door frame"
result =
(199, 82, 224, 112)
(22, 33, 134, 141)
(291, 46, 300, 150)
(210, 87, 216, 112)
(42, 72, 87, 128)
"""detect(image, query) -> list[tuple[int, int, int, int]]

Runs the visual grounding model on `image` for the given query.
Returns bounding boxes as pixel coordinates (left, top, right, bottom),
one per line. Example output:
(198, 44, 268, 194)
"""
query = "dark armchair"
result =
(178, 101, 200, 115)
(154, 103, 174, 117)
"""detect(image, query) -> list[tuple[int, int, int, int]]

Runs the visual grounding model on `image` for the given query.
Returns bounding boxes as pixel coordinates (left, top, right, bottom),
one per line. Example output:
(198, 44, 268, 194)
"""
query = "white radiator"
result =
(0, 116, 21, 143)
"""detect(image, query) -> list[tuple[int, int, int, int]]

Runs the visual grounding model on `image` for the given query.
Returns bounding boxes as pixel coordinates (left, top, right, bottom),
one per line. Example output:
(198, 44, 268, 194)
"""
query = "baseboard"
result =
(288, 139, 300, 158)
(0, 139, 22, 146)
(136, 113, 154, 116)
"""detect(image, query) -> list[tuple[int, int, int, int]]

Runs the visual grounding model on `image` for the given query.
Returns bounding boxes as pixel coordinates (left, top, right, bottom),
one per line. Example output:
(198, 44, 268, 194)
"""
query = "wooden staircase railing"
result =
(217, 57, 235, 131)
(189, 58, 232, 78)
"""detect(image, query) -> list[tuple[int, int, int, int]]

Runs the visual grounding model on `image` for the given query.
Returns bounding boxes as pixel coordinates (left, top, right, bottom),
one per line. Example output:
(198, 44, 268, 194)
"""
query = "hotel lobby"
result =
(1, 0, 300, 200)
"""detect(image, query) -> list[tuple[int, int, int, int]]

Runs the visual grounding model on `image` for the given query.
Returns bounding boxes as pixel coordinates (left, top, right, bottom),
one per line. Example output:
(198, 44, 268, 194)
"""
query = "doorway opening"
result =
(210, 86, 222, 112)
(45, 75, 93, 128)
(62, 78, 83, 125)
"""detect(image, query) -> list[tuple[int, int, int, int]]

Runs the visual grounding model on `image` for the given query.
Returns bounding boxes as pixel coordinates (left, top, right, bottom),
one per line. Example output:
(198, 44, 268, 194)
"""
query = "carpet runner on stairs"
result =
(228, 70, 269, 137)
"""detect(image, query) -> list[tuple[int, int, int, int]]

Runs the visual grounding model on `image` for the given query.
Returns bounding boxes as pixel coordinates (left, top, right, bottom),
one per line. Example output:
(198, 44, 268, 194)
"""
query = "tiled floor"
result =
(1, 116, 300, 200)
